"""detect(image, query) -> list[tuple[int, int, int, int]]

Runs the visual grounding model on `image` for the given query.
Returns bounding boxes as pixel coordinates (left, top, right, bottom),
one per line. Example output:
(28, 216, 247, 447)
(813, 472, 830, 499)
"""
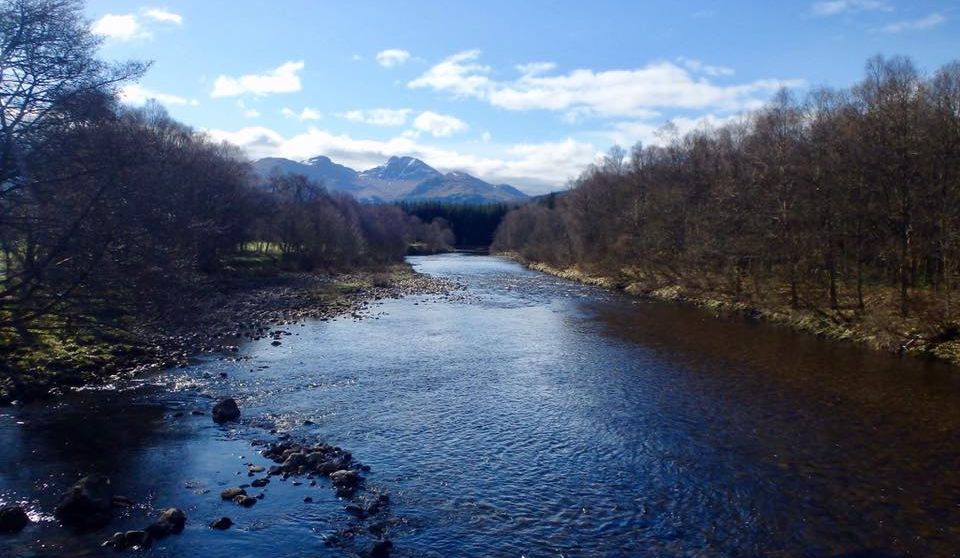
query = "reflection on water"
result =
(2, 253, 960, 557)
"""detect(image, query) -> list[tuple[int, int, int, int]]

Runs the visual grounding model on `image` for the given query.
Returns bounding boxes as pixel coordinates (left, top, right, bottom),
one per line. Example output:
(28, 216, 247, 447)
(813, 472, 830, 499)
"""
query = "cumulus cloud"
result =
(408, 50, 492, 97)
(119, 83, 196, 106)
(205, 126, 598, 194)
(880, 13, 945, 33)
(412, 111, 468, 137)
(341, 108, 412, 126)
(515, 62, 557, 76)
(211, 61, 305, 97)
(812, 0, 890, 15)
(678, 57, 735, 77)
(375, 49, 411, 68)
(410, 50, 799, 119)
(282, 107, 322, 121)
(91, 14, 147, 41)
(144, 8, 183, 24)
(91, 9, 182, 41)
(608, 113, 744, 148)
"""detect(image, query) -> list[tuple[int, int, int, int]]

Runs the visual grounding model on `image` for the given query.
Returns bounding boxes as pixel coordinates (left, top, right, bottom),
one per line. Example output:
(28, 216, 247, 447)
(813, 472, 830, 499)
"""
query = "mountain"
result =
(253, 155, 529, 204)
(252, 156, 360, 193)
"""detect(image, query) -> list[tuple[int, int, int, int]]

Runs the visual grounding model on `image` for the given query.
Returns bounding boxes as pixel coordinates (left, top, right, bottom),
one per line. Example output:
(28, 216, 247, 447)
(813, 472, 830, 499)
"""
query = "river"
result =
(2, 253, 960, 557)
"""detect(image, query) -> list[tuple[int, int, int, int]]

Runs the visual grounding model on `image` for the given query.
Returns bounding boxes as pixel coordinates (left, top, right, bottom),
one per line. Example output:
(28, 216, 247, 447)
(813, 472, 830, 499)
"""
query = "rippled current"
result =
(3, 254, 960, 557)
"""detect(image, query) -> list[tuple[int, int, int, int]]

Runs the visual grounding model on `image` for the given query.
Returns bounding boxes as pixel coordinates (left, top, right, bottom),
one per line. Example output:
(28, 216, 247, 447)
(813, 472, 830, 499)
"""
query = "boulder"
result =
(220, 487, 247, 500)
(329, 469, 359, 489)
(250, 478, 269, 488)
(145, 508, 186, 539)
(0, 505, 29, 534)
(370, 539, 394, 558)
(233, 495, 257, 507)
(212, 398, 241, 423)
(54, 474, 113, 531)
(209, 517, 233, 530)
(102, 530, 153, 550)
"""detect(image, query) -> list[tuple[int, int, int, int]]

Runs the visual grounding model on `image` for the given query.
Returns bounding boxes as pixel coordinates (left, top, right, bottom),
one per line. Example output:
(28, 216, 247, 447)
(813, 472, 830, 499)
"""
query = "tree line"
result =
(0, 0, 450, 338)
(398, 201, 518, 247)
(494, 55, 960, 333)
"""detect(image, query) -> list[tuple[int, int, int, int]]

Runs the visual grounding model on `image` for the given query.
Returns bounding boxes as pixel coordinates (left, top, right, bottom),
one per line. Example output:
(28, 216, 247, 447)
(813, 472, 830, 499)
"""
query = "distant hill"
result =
(253, 155, 529, 204)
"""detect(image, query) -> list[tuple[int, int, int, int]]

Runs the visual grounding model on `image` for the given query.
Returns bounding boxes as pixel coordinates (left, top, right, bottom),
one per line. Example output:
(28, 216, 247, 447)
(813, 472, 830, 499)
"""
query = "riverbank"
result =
(499, 253, 960, 367)
(0, 264, 460, 405)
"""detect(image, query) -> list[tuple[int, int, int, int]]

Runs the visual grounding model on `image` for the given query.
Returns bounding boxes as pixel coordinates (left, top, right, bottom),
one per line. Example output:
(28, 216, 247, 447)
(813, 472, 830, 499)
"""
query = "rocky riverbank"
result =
(0, 264, 462, 405)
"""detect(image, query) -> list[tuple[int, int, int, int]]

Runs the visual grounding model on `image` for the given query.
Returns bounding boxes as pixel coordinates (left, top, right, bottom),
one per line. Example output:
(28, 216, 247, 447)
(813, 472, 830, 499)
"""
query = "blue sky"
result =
(87, 0, 958, 194)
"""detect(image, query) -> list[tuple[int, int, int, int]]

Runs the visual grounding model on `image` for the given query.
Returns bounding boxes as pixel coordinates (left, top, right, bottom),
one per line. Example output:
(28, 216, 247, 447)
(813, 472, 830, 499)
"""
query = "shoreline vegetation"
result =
(493, 55, 960, 369)
(0, 261, 459, 405)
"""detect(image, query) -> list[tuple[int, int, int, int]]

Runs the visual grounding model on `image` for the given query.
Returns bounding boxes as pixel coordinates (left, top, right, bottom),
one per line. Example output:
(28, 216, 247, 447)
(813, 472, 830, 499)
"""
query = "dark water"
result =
(2, 254, 960, 557)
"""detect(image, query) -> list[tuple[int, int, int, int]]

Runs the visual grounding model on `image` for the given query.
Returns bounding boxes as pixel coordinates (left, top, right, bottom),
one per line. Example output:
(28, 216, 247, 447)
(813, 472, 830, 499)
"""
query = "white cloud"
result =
(481, 131, 492, 143)
(678, 57, 734, 77)
(880, 13, 945, 33)
(144, 8, 183, 25)
(608, 114, 744, 148)
(211, 61, 305, 97)
(375, 49, 411, 68)
(91, 14, 147, 41)
(299, 108, 322, 121)
(206, 125, 598, 194)
(516, 62, 557, 76)
(119, 83, 195, 106)
(281, 107, 322, 121)
(408, 50, 492, 97)
(410, 50, 800, 119)
(243, 109, 261, 118)
(812, 0, 890, 15)
(341, 108, 412, 126)
(412, 111, 468, 137)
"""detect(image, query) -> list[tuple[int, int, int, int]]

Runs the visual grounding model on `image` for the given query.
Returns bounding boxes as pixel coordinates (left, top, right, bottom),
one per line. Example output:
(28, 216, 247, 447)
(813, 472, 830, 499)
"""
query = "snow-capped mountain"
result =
(253, 155, 529, 204)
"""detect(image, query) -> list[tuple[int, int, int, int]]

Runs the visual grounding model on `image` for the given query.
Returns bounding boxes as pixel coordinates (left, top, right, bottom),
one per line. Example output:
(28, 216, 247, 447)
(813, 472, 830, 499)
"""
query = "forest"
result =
(397, 201, 518, 248)
(493, 55, 960, 358)
(0, 0, 451, 381)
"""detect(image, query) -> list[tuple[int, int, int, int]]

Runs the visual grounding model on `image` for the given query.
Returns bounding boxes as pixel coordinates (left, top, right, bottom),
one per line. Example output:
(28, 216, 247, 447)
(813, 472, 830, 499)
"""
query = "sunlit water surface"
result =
(2, 254, 960, 557)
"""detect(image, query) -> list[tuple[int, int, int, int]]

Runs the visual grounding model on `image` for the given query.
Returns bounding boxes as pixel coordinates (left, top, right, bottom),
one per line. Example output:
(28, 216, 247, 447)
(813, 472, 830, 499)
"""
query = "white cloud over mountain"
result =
(341, 108, 412, 126)
(206, 126, 597, 194)
(409, 50, 800, 120)
(412, 112, 468, 137)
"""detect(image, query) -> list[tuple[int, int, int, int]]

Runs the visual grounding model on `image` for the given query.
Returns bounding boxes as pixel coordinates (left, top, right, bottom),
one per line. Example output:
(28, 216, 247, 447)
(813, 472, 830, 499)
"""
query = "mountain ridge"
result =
(252, 155, 529, 204)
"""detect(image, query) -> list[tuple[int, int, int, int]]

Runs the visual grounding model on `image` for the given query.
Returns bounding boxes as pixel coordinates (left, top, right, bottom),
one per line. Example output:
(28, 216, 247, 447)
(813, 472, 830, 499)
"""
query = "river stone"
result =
(0, 505, 29, 534)
(329, 469, 359, 488)
(145, 508, 186, 539)
(54, 474, 113, 531)
(212, 398, 241, 423)
(209, 517, 233, 530)
(370, 539, 394, 558)
(233, 495, 257, 507)
(220, 487, 247, 500)
(250, 478, 269, 488)
(102, 530, 153, 550)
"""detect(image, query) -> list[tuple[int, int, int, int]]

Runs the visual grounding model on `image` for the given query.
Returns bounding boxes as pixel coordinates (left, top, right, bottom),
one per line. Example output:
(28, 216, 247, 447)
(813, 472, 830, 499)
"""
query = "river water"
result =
(2, 253, 960, 557)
